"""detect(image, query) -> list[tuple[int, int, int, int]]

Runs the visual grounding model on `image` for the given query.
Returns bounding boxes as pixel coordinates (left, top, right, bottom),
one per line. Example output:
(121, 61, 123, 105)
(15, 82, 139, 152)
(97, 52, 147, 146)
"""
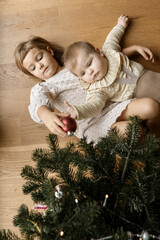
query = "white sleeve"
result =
(28, 83, 55, 123)
(102, 24, 125, 52)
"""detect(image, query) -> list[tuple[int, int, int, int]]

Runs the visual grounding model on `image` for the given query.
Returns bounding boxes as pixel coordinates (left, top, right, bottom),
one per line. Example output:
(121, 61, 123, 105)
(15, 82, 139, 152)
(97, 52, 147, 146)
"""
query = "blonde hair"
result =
(63, 41, 96, 70)
(14, 36, 64, 76)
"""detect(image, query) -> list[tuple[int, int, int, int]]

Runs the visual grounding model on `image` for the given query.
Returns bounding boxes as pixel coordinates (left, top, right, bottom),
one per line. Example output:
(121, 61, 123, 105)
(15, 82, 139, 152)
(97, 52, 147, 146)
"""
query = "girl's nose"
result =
(89, 68, 94, 75)
(38, 62, 43, 69)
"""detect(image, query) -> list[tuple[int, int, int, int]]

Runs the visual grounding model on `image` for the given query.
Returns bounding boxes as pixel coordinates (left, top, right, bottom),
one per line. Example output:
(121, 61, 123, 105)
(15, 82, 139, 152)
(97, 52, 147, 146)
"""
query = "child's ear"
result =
(95, 48, 104, 57)
(100, 51, 104, 57)
(47, 46, 54, 56)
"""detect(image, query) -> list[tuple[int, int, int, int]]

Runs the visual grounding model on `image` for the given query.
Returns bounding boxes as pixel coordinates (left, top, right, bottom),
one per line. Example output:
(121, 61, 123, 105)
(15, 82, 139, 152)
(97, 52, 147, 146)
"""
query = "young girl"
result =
(14, 35, 160, 143)
(63, 15, 160, 123)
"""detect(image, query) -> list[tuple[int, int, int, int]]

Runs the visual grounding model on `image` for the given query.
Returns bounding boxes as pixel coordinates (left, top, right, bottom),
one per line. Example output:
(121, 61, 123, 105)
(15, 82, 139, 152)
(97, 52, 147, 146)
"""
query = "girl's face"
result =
(68, 49, 107, 83)
(23, 47, 60, 79)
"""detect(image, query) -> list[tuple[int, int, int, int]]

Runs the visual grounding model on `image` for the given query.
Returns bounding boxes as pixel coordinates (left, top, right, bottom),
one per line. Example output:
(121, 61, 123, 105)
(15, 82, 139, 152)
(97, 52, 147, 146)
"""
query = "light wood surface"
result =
(0, 0, 160, 236)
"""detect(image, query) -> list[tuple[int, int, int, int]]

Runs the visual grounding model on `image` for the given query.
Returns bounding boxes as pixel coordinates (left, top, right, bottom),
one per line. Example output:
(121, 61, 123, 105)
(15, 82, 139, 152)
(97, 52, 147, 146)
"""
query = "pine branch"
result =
(2, 117, 159, 239)
(121, 116, 142, 183)
(0, 230, 22, 240)
(13, 204, 43, 237)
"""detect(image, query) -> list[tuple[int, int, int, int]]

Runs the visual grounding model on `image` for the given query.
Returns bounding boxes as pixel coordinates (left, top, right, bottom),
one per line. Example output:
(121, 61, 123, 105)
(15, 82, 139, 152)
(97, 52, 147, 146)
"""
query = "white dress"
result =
(28, 68, 132, 144)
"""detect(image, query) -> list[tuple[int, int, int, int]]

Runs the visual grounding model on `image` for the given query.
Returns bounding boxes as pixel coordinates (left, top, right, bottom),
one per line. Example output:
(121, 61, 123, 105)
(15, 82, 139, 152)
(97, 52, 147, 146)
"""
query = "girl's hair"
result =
(14, 36, 64, 76)
(63, 41, 96, 70)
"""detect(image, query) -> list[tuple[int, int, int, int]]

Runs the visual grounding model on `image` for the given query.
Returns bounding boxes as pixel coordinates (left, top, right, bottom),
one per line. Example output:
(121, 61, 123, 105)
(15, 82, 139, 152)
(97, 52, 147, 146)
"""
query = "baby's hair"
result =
(14, 36, 64, 76)
(63, 41, 96, 70)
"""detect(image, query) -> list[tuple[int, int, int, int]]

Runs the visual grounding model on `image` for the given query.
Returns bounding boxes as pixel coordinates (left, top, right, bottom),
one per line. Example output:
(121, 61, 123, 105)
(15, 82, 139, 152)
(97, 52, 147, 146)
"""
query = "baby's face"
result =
(23, 47, 60, 79)
(69, 49, 107, 83)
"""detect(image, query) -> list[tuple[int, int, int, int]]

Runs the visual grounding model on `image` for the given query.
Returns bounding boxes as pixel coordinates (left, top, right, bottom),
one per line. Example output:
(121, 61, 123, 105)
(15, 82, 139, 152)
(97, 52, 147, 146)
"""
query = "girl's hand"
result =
(37, 105, 70, 137)
(117, 14, 129, 29)
(135, 45, 155, 62)
(43, 111, 71, 137)
(64, 101, 77, 119)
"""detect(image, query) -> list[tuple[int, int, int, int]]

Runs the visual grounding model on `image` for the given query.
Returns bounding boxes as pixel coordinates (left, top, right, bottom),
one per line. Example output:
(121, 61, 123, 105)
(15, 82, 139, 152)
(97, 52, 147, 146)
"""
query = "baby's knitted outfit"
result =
(73, 24, 145, 120)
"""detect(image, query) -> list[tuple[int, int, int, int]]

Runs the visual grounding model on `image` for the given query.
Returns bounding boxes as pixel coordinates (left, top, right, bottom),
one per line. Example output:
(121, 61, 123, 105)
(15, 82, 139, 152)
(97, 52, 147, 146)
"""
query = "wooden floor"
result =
(0, 0, 160, 235)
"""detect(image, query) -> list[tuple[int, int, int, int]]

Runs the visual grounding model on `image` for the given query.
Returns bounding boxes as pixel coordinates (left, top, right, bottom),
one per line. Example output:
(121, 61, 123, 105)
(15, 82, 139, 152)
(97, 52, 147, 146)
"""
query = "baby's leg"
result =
(112, 98, 160, 137)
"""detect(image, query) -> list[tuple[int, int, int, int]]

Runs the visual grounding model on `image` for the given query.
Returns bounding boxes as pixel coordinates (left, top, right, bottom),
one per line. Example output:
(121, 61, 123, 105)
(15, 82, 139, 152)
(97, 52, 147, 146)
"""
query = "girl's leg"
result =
(112, 98, 160, 137)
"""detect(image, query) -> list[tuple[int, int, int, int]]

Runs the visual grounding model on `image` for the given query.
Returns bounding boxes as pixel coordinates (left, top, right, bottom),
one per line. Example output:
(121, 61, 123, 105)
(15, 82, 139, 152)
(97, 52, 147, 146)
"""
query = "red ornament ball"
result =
(61, 117, 77, 136)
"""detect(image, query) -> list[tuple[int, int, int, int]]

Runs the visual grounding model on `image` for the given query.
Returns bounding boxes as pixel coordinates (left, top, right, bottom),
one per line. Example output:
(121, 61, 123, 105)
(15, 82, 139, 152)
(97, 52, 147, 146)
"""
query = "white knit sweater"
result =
(28, 68, 132, 143)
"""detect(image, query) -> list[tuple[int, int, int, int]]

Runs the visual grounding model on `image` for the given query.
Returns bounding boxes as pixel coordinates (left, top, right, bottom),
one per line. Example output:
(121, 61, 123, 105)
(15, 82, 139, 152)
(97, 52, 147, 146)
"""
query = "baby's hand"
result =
(64, 101, 77, 119)
(118, 14, 129, 28)
(135, 45, 155, 62)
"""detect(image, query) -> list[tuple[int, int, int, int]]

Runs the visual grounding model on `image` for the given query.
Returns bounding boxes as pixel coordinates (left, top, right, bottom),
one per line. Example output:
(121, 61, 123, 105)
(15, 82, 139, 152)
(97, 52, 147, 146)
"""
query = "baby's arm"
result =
(103, 14, 129, 52)
(117, 14, 129, 29)
(122, 45, 155, 62)
(37, 105, 70, 137)
(64, 90, 107, 120)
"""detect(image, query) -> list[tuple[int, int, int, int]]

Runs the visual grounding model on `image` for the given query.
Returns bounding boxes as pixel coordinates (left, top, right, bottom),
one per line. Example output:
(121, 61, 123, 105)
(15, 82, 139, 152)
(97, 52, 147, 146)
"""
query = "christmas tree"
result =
(1, 116, 160, 240)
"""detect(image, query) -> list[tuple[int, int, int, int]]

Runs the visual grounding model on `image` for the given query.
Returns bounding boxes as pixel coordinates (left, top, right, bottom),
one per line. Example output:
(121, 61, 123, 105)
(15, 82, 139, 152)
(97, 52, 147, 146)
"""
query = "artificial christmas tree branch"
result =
(0, 116, 160, 240)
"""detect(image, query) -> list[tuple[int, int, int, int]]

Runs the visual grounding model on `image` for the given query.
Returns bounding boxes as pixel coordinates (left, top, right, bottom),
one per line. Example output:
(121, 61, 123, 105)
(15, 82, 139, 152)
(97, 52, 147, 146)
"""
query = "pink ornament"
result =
(61, 117, 77, 136)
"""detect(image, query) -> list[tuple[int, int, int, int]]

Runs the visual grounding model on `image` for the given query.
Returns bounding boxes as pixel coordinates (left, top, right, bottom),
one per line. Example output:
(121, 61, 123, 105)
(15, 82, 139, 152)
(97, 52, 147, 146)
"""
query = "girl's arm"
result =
(28, 83, 70, 137)
(37, 105, 70, 137)
(122, 45, 155, 62)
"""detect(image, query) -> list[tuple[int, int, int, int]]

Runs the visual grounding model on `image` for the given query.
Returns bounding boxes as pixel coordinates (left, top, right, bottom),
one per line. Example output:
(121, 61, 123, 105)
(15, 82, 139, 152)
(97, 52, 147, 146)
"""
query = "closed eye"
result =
(81, 72, 85, 76)
(37, 53, 43, 61)
(29, 65, 35, 71)
(88, 60, 92, 66)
